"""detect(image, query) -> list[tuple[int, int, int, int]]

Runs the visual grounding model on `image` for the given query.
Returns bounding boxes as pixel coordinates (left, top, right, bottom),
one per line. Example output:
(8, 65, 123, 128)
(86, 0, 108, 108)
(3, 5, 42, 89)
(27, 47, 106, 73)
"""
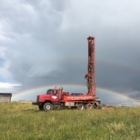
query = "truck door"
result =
(51, 90, 59, 102)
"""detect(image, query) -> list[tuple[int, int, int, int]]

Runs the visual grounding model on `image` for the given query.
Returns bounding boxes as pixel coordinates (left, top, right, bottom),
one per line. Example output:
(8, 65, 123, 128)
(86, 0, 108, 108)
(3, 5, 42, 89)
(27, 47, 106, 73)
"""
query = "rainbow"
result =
(12, 84, 140, 106)
(11, 56, 140, 105)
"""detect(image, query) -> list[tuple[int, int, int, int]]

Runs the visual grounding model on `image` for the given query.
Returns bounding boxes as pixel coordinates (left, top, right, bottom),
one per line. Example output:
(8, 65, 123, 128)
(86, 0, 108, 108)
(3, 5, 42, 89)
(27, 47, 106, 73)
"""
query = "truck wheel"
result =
(77, 104, 84, 110)
(85, 103, 93, 109)
(43, 103, 53, 111)
(38, 105, 44, 110)
(97, 104, 102, 109)
(93, 104, 97, 109)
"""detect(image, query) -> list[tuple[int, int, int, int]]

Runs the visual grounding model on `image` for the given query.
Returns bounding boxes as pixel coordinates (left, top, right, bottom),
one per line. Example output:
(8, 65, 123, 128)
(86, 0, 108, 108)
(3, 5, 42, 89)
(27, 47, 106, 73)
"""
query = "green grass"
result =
(0, 103, 140, 140)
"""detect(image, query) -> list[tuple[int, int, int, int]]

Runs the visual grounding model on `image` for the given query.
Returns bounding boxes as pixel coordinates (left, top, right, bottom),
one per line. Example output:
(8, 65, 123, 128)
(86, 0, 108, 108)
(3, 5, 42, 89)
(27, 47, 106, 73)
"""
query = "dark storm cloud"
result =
(130, 92, 140, 100)
(0, 0, 140, 100)
(129, 75, 140, 92)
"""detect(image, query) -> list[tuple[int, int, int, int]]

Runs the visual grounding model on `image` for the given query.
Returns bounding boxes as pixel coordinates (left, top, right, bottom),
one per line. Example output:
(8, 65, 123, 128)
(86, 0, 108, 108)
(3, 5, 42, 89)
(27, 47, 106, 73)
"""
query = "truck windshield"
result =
(46, 89, 52, 94)
(46, 89, 58, 94)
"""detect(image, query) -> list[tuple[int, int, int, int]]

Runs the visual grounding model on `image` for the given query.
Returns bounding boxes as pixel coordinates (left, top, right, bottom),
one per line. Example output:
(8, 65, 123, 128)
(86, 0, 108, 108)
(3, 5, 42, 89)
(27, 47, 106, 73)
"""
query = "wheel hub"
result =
(46, 105, 51, 110)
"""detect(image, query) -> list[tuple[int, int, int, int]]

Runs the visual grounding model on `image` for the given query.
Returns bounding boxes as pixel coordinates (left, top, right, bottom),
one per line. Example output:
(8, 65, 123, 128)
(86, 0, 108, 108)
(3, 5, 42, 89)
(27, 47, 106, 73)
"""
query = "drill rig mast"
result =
(85, 36, 96, 96)
(32, 35, 110, 111)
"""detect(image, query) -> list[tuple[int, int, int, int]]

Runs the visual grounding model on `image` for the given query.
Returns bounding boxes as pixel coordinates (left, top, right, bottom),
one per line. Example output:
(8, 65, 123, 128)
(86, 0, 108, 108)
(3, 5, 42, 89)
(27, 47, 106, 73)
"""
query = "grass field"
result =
(0, 102, 140, 140)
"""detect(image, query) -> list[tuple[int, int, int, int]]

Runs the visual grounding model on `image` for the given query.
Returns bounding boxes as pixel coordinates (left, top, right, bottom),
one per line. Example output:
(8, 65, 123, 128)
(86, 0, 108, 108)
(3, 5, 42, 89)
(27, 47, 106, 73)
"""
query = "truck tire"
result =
(93, 103, 97, 109)
(97, 104, 102, 109)
(85, 103, 93, 109)
(43, 102, 53, 111)
(77, 104, 84, 110)
(38, 105, 44, 110)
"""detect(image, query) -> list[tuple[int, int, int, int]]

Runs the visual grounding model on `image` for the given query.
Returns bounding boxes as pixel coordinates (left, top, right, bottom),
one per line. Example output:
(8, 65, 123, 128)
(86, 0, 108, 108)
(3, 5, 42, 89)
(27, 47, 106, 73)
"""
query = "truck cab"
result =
(32, 88, 68, 111)
(37, 89, 61, 103)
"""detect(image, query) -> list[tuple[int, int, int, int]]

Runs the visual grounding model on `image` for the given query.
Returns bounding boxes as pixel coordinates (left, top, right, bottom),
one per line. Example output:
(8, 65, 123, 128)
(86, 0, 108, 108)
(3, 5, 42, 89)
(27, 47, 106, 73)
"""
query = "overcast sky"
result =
(0, 0, 140, 103)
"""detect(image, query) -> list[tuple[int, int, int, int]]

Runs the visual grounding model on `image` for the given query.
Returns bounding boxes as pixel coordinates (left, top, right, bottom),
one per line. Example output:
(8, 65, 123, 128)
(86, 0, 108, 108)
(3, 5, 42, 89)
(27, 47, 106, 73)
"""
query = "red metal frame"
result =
(85, 36, 96, 96)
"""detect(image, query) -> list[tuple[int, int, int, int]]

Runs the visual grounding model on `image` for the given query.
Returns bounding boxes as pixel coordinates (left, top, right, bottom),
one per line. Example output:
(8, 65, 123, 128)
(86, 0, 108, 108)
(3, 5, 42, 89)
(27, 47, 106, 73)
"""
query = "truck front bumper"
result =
(32, 102, 39, 105)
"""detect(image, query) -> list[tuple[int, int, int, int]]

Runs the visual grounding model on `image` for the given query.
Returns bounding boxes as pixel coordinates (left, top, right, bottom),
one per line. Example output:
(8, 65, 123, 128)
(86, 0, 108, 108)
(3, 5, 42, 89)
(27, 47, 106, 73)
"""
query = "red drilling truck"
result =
(32, 36, 101, 111)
